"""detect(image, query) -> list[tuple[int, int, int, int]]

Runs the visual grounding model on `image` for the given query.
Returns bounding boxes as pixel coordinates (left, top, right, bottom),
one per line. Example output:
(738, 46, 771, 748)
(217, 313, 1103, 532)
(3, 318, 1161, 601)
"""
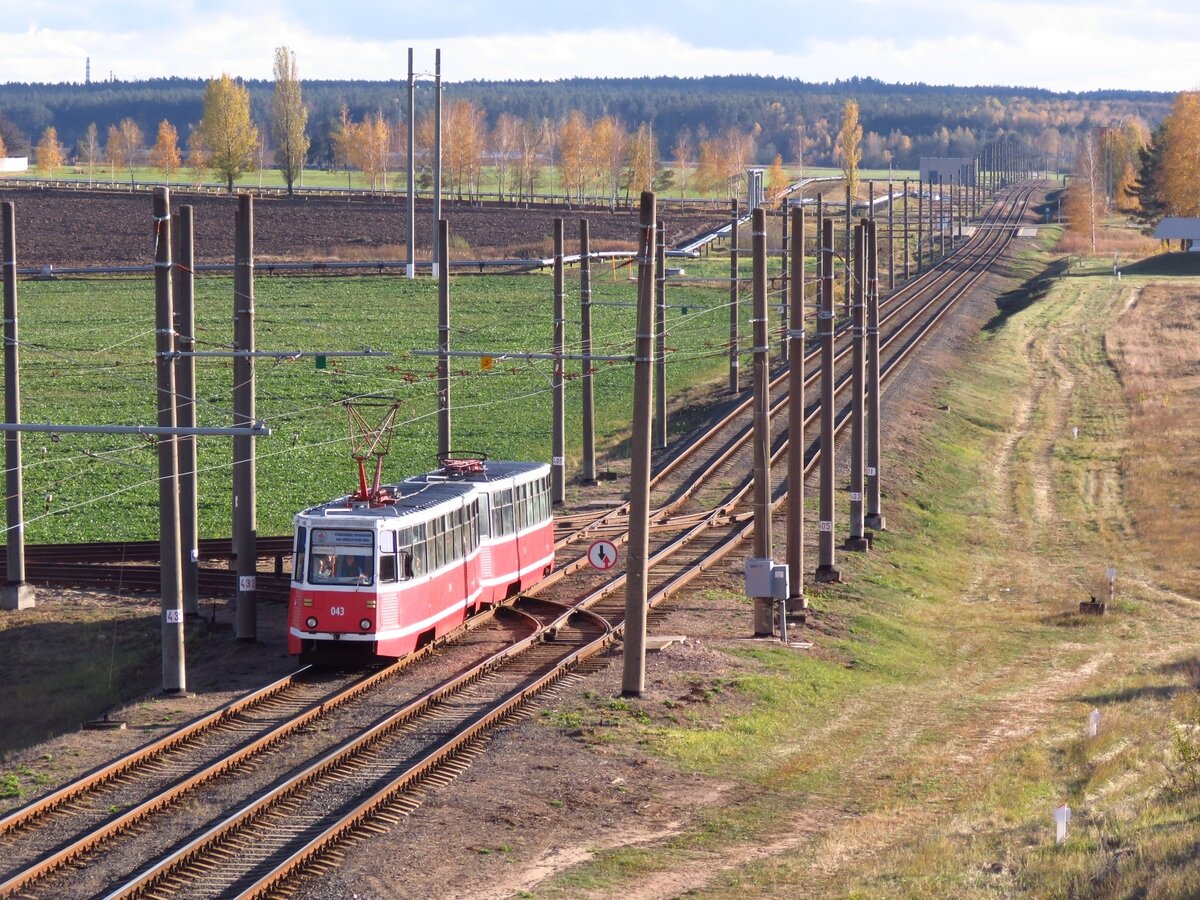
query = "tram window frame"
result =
(411, 524, 426, 575)
(379, 530, 398, 584)
(501, 488, 514, 533)
(293, 527, 307, 582)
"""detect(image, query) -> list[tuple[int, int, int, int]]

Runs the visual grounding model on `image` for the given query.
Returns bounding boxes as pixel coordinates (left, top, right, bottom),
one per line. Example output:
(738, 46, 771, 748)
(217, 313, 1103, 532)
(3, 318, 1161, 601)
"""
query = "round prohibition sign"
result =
(587, 539, 619, 571)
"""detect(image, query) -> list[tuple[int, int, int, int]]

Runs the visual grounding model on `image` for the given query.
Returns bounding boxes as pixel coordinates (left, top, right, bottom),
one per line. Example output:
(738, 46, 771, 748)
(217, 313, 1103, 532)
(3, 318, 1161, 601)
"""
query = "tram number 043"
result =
(330, 606, 346, 617)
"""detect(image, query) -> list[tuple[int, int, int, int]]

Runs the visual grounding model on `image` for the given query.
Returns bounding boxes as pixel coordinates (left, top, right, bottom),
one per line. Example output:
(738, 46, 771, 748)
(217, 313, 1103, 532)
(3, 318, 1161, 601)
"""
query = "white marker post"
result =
(1088, 708, 1101, 738)
(1107, 567, 1117, 604)
(1054, 803, 1072, 845)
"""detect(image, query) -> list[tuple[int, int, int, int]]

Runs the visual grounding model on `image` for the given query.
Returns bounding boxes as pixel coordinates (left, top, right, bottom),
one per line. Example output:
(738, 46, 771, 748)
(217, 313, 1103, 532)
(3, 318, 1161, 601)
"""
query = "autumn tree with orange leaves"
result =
(149, 120, 181, 179)
(1158, 91, 1200, 217)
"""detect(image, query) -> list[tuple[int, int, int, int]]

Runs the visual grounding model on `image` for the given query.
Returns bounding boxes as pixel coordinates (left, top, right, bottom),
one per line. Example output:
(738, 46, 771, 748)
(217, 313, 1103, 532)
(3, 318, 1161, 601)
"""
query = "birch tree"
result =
(34, 126, 64, 175)
(149, 119, 181, 180)
(76, 123, 101, 185)
(1159, 91, 1200, 217)
(198, 74, 259, 193)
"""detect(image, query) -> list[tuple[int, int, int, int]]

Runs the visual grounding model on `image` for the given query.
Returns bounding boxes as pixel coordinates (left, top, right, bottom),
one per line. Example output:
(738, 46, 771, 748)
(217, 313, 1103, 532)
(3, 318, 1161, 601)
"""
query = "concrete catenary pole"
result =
(154, 188, 186, 691)
(779, 202, 790, 362)
(438, 218, 451, 460)
(2, 202, 34, 610)
(728, 198, 739, 394)
(406, 48, 416, 280)
(887, 180, 895, 292)
(552, 219, 565, 504)
(431, 49, 442, 279)
(786, 203, 807, 616)
(903, 178, 911, 282)
(844, 184, 852, 314)
(174, 205, 199, 615)
(845, 221, 869, 552)
(939, 176, 946, 259)
(751, 207, 774, 636)
(654, 219, 667, 450)
(815, 216, 840, 583)
(622, 191, 656, 697)
(579, 220, 596, 484)
(233, 193, 257, 643)
(917, 175, 925, 274)
(866, 219, 886, 533)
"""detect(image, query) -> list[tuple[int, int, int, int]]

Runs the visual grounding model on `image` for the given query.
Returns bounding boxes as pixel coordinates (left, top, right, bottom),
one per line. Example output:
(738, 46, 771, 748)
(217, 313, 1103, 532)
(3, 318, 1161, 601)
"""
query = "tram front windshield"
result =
(308, 528, 374, 585)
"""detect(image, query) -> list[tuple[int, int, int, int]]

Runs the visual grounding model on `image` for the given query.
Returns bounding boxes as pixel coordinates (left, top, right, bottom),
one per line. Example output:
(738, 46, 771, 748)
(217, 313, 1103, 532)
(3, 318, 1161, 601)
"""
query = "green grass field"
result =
(8, 268, 740, 543)
(2, 163, 919, 198)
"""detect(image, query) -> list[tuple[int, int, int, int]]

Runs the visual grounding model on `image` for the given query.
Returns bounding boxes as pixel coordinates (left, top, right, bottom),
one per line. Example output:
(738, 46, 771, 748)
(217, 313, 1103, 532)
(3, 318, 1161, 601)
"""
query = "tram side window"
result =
(411, 524, 427, 575)
(515, 484, 526, 532)
(491, 489, 515, 537)
(293, 527, 306, 582)
(502, 488, 514, 533)
(379, 531, 398, 584)
(433, 516, 445, 571)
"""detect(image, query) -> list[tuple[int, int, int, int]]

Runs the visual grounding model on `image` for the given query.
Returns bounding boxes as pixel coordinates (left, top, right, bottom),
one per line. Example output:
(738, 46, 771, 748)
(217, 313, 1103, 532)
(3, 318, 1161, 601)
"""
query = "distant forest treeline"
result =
(0, 74, 1173, 170)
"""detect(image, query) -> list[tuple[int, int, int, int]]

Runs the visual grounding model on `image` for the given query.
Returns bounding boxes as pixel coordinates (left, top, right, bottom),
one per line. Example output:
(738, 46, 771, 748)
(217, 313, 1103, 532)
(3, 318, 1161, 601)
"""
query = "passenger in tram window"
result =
(317, 554, 336, 579)
(338, 554, 371, 583)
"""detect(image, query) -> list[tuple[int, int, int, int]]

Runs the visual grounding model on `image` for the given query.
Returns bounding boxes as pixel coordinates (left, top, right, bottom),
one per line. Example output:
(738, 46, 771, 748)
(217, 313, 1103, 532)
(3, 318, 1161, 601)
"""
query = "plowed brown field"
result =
(0, 185, 728, 267)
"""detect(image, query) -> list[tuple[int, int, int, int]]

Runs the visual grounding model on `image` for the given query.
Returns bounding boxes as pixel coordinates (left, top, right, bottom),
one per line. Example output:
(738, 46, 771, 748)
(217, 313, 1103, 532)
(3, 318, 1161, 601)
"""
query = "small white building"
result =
(0, 157, 29, 173)
(920, 157, 976, 187)
(1152, 217, 1200, 252)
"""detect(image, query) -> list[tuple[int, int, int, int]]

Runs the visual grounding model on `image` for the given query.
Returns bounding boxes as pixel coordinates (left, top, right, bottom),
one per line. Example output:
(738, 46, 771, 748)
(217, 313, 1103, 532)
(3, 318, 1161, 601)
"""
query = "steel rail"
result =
(0, 607, 529, 896)
(81, 184, 1036, 899)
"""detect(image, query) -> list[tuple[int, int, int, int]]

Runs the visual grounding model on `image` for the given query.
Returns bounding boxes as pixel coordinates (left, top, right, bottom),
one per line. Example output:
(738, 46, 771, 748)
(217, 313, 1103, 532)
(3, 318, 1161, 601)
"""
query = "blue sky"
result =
(2, 0, 1197, 91)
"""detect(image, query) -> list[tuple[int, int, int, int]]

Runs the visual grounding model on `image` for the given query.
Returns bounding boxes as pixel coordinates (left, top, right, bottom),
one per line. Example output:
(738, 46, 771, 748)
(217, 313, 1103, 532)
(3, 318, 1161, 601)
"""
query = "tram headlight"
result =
(359, 618, 372, 631)
(305, 616, 318, 629)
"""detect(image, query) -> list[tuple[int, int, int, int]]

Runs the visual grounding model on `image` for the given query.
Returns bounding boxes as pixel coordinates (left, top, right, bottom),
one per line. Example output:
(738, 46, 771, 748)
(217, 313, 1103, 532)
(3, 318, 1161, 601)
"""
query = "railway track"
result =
(0, 183, 1040, 898)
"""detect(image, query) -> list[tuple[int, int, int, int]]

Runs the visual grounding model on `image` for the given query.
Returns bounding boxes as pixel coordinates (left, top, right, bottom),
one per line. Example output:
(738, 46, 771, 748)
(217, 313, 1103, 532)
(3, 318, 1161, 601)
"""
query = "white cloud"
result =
(0, 2, 1198, 91)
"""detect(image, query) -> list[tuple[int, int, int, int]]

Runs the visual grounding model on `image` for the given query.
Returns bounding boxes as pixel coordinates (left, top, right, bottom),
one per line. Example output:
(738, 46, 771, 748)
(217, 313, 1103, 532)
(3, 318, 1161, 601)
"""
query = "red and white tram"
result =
(287, 458, 554, 661)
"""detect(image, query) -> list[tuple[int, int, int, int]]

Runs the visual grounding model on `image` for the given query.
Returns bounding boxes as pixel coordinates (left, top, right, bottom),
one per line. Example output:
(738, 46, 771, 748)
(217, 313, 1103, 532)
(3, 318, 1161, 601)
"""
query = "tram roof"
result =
(297, 461, 548, 522)
(404, 459, 548, 486)
(300, 480, 476, 520)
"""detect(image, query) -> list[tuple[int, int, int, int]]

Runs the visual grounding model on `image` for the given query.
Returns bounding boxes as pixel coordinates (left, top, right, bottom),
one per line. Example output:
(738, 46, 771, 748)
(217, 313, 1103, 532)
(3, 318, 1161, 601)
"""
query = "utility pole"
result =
(579, 219, 596, 484)
(2, 201, 34, 610)
(622, 191, 656, 698)
(887, 180, 895, 292)
(154, 188, 186, 692)
(751, 207, 774, 636)
(917, 175, 924, 274)
(728, 198, 739, 394)
(431, 49, 443, 279)
(845, 221, 869, 553)
(939, 177, 946, 259)
(779, 203, 789, 362)
(844, 184, 852, 315)
(815, 216, 840, 583)
(786, 203, 807, 617)
(406, 48, 415, 279)
(233, 194, 257, 643)
(438, 218, 451, 459)
(174, 205, 199, 615)
(903, 178, 910, 282)
(654, 220, 667, 451)
(866, 218, 886, 533)
(552, 218, 566, 504)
